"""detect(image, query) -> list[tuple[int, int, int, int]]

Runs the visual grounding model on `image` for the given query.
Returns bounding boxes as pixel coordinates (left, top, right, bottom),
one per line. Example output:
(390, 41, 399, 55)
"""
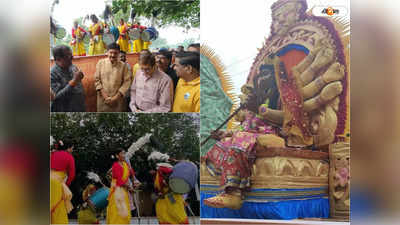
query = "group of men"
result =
(50, 42, 200, 113)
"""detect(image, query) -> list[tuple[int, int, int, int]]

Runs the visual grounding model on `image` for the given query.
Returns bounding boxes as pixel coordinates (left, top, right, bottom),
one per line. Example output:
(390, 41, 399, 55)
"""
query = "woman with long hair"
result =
(50, 139, 75, 224)
(106, 148, 134, 224)
(70, 20, 87, 56)
(88, 14, 106, 55)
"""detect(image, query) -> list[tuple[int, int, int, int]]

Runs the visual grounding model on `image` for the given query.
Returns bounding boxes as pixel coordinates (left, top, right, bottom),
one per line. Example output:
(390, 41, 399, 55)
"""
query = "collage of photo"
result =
(50, 0, 350, 224)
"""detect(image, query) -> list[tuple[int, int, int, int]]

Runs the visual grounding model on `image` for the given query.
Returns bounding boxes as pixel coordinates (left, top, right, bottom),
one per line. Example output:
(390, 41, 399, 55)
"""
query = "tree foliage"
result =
(50, 113, 200, 217)
(111, 0, 200, 28)
(54, 33, 71, 48)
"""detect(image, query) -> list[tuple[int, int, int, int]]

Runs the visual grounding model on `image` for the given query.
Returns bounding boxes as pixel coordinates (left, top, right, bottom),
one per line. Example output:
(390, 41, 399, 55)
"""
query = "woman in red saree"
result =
(106, 148, 134, 224)
(50, 139, 75, 224)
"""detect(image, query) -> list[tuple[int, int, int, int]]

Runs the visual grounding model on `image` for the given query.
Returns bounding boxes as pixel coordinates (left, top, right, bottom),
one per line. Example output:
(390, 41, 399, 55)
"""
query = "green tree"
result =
(102, 4, 131, 26)
(54, 33, 72, 47)
(111, 0, 200, 28)
(50, 113, 200, 218)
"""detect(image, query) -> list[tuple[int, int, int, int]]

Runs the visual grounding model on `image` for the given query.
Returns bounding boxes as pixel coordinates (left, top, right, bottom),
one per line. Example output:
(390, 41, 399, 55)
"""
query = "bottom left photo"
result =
(50, 113, 200, 224)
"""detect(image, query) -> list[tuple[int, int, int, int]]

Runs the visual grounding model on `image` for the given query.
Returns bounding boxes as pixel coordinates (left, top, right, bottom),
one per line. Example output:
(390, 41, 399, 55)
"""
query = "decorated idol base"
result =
(201, 148, 330, 219)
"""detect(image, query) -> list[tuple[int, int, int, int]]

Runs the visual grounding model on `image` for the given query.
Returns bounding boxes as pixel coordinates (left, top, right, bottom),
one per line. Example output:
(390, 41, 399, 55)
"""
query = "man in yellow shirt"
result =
(172, 51, 200, 113)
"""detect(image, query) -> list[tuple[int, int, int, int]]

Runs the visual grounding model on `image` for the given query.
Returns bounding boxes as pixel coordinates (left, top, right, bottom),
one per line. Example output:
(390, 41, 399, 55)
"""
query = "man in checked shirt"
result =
(129, 53, 173, 112)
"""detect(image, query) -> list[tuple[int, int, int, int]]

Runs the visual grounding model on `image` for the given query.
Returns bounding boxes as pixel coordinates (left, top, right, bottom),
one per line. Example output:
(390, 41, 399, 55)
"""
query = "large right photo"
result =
(200, 0, 350, 224)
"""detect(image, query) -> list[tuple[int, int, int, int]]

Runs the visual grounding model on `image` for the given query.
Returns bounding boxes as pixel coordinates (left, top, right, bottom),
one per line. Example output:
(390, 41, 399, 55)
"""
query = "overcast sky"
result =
(201, 0, 350, 96)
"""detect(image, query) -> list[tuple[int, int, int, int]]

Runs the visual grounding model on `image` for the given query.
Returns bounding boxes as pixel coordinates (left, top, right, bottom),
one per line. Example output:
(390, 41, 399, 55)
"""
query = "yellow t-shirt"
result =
(172, 77, 200, 113)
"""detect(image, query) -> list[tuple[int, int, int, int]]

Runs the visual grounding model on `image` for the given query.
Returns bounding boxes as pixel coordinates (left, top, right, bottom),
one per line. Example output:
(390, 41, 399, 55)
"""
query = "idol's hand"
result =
(291, 38, 345, 112)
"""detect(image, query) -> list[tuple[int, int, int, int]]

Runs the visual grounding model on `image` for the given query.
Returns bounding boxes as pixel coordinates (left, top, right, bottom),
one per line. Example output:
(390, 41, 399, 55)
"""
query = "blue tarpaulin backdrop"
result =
(201, 192, 330, 219)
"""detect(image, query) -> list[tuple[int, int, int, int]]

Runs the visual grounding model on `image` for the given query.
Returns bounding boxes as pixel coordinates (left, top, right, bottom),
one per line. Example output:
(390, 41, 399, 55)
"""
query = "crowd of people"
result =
(69, 15, 154, 56)
(50, 140, 191, 224)
(67, 14, 201, 58)
(50, 42, 200, 113)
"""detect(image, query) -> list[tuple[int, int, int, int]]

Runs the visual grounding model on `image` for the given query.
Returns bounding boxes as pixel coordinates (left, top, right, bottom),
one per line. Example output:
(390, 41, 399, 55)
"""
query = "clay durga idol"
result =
(200, 0, 349, 220)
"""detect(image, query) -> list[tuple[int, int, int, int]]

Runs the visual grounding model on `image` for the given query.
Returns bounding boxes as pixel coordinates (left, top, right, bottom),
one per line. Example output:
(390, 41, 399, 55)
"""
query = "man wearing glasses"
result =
(129, 53, 173, 112)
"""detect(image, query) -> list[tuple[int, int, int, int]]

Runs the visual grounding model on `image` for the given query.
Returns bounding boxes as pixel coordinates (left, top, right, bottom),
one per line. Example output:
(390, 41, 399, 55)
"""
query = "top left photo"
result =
(50, 0, 200, 113)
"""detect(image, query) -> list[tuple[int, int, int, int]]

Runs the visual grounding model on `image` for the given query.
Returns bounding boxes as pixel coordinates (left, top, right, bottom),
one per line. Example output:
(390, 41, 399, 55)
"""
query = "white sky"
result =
(51, 0, 199, 44)
(201, 0, 350, 96)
